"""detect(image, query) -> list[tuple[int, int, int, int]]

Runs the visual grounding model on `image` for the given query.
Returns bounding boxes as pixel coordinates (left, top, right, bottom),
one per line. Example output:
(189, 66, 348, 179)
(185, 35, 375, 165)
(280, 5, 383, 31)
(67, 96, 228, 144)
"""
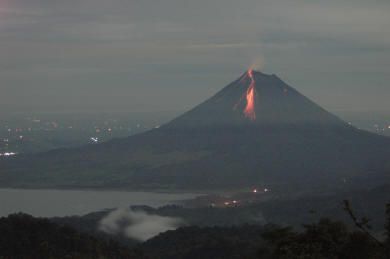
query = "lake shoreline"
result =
(0, 188, 202, 218)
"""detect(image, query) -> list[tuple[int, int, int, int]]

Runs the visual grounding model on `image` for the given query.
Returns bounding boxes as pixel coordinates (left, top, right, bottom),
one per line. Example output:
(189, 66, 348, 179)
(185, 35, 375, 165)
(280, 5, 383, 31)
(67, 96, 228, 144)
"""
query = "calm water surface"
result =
(0, 188, 200, 217)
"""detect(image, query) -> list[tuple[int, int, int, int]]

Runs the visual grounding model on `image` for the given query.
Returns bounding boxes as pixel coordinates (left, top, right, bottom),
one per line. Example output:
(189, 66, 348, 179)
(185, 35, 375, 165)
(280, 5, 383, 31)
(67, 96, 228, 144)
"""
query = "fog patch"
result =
(99, 208, 183, 241)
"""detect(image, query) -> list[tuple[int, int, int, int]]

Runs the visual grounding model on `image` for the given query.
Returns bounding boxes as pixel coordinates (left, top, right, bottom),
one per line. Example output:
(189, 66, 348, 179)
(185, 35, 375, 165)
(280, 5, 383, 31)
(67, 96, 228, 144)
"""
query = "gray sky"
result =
(1, 0, 390, 114)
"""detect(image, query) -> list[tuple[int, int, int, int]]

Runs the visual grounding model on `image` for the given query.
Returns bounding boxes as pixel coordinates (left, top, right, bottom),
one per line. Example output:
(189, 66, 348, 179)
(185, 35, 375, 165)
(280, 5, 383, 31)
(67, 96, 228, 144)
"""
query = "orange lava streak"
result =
(243, 70, 256, 120)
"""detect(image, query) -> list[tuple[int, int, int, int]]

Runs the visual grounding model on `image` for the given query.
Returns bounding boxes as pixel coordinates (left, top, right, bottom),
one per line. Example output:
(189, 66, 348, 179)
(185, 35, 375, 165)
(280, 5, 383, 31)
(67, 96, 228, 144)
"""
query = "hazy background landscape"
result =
(1, 0, 390, 258)
(1, 110, 389, 155)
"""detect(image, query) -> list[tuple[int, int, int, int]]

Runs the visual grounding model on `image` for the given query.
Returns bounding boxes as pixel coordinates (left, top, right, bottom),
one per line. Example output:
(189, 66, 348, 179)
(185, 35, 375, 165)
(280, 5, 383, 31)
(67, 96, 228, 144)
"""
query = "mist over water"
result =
(0, 188, 199, 217)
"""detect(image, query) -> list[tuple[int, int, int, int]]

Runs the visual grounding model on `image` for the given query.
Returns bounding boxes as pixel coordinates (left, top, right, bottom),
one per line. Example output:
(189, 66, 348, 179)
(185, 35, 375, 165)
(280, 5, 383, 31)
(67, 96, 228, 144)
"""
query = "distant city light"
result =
(0, 152, 17, 157)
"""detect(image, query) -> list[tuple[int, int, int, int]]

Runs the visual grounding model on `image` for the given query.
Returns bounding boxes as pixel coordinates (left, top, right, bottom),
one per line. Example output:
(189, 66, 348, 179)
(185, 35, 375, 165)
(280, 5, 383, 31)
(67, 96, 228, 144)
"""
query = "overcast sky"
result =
(1, 0, 389, 115)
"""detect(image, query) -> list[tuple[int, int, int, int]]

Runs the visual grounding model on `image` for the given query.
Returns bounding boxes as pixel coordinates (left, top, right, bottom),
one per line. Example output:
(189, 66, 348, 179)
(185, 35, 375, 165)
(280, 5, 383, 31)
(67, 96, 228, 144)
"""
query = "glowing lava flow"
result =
(243, 69, 256, 120)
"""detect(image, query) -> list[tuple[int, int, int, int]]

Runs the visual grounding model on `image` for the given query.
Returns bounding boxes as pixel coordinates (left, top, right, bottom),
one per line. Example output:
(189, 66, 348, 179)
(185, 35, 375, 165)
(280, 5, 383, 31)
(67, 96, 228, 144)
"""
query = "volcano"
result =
(165, 70, 346, 128)
(1, 70, 390, 191)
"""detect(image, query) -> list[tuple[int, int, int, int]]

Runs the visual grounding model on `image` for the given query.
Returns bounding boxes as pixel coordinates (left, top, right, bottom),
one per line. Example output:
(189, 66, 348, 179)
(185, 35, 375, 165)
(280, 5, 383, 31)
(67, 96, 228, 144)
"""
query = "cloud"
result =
(99, 208, 184, 241)
(1, 0, 389, 112)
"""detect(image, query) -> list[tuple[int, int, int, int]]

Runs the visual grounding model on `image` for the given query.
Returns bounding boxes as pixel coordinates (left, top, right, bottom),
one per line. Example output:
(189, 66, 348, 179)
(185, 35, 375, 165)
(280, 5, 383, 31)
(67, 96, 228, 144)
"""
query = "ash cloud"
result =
(99, 208, 184, 241)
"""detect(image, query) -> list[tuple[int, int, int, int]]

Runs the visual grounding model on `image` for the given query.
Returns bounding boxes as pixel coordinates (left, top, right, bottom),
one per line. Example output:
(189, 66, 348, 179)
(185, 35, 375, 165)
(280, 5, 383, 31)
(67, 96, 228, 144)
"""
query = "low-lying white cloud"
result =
(99, 208, 183, 241)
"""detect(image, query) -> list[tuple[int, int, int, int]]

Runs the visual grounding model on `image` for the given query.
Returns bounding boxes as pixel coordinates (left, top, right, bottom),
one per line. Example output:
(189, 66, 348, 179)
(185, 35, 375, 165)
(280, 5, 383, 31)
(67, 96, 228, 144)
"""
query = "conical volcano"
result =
(1, 71, 390, 191)
(166, 70, 346, 128)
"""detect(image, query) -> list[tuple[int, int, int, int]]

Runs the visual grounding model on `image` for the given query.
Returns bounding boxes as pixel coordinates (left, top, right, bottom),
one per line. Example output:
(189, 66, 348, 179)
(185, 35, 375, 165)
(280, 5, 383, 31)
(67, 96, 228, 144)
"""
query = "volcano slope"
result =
(1, 70, 390, 191)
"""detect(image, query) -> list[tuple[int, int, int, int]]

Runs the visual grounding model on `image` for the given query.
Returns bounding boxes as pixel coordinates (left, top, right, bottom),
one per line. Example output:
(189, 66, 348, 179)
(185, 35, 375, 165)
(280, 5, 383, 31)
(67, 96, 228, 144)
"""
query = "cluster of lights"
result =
(94, 128, 114, 133)
(90, 137, 99, 143)
(373, 124, 390, 132)
(224, 200, 239, 206)
(253, 188, 269, 193)
(0, 152, 17, 157)
(223, 188, 271, 206)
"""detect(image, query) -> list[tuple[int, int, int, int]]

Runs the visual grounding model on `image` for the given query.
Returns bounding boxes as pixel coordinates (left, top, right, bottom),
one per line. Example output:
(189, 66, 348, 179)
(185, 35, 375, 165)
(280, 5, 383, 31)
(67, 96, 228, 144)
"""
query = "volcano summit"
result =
(166, 69, 346, 128)
(1, 70, 390, 190)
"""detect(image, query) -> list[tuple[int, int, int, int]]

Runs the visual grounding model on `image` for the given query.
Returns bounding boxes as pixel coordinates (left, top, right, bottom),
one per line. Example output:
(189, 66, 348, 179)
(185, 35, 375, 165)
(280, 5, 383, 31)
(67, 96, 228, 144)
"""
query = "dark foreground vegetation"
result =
(141, 219, 389, 259)
(1, 201, 390, 259)
(0, 213, 143, 259)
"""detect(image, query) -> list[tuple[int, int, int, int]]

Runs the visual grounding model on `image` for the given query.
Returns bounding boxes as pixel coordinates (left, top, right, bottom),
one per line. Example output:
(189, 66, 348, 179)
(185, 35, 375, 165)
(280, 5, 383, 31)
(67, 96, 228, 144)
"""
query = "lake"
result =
(0, 188, 200, 217)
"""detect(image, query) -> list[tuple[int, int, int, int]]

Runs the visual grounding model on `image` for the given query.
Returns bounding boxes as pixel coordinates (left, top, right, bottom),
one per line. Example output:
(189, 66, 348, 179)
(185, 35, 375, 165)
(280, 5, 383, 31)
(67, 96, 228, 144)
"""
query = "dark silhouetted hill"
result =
(0, 213, 143, 259)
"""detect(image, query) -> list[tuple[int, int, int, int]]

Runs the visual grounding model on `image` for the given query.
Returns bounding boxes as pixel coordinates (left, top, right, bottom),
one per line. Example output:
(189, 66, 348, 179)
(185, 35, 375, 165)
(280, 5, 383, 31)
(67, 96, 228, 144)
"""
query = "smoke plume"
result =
(99, 208, 183, 241)
(249, 56, 265, 71)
